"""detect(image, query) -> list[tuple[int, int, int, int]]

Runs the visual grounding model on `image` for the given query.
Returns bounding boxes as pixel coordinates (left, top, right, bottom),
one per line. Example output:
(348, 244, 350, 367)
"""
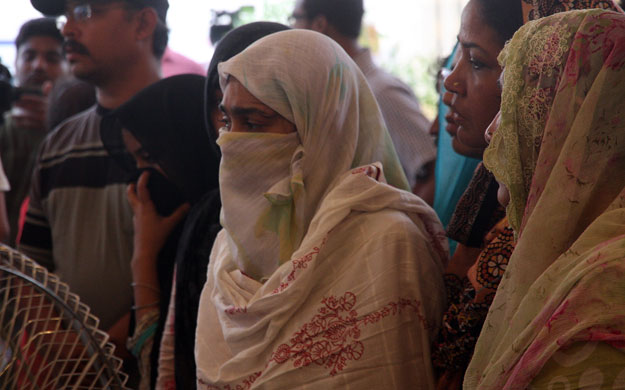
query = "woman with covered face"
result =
(466, 9, 625, 389)
(194, 29, 448, 389)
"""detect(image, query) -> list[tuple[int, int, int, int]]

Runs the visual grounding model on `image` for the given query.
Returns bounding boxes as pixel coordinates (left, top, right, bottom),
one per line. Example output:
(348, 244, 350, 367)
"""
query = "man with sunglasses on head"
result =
(19, 0, 168, 377)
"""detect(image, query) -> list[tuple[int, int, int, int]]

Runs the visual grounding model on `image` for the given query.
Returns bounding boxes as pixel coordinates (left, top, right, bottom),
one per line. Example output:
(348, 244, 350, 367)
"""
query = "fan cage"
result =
(0, 245, 130, 389)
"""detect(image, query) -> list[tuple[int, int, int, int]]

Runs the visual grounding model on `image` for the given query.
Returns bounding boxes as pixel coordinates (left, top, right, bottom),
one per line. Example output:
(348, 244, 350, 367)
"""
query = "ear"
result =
(309, 14, 329, 34)
(134, 7, 158, 41)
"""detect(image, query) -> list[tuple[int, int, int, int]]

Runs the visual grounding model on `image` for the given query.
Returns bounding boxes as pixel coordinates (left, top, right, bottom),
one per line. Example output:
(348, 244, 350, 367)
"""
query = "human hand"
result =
(127, 171, 190, 264)
(11, 82, 51, 131)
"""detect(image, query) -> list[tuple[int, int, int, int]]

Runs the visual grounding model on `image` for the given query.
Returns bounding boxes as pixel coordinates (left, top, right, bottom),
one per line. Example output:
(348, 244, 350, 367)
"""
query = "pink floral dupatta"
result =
(465, 10, 625, 389)
(521, 0, 623, 22)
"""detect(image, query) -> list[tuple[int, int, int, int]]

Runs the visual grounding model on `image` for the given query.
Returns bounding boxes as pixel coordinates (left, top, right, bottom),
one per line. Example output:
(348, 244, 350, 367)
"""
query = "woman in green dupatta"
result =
(466, 9, 625, 389)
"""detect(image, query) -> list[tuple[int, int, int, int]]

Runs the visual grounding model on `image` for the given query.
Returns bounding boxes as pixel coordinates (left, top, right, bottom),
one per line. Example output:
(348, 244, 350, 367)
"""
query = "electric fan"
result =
(0, 244, 130, 389)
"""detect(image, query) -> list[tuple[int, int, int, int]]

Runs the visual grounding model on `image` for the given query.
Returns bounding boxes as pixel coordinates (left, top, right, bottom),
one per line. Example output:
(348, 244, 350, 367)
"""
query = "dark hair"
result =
(152, 18, 169, 59)
(473, 0, 523, 45)
(123, 4, 169, 59)
(302, 0, 364, 39)
(15, 17, 63, 50)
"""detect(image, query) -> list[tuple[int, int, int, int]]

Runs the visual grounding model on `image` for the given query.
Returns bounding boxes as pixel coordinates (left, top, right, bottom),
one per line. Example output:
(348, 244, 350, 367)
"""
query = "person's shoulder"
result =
(368, 69, 418, 100)
(40, 105, 99, 157)
(0, 112, 19, 139)
(339, 208, 424, 242)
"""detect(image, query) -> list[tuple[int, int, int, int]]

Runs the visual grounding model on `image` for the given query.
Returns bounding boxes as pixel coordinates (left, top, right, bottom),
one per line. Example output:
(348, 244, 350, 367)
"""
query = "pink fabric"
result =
(161, 47, 206, 78)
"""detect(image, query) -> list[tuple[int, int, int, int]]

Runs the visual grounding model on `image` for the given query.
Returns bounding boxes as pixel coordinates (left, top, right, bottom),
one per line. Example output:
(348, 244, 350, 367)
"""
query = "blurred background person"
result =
(0, 17, 67, 246)
(13, 75, 96, 246)
(290, 0, 436, 199)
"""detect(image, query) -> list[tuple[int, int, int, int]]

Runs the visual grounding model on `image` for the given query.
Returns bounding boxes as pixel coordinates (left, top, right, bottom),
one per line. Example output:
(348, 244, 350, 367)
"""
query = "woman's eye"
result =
(245, 121, 261, 131)
(220, 116, 231, 129)
(469, 58, 486, 70)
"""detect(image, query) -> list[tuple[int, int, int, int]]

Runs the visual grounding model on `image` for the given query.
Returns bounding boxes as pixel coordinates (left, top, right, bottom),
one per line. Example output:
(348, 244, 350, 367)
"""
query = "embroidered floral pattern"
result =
(476, 226, 515, 290)
(199, 293, 425, 389)
(268, 292, 425, 376)
(272, 237, 327, 294)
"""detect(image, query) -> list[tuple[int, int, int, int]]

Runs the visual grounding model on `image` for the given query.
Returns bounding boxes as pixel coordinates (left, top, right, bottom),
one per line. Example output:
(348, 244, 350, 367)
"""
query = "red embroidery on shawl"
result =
(272, 237, 328, 294)
(577, 326, 625, 348)
(350, 165, 380, 180)
(225, 306, 248, 315)
(198, 293, 426, 388)
(198, 372, 262, 390)
(423, 220, 448, 266)
(351, 167, 367, 174)
(546, 299, 578, 332)
(268, 292, 426, 376)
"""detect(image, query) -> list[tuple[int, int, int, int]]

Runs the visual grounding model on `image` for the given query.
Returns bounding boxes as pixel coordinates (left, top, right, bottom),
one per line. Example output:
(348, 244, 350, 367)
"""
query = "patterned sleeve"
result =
(18, 155, 54, 271)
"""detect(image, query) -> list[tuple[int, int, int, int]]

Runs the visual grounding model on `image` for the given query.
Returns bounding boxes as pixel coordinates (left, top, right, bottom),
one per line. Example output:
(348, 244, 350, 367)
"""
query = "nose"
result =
(60, 17, 78, 38)
(443, 56, 465, 96)
(485, 110, 501, 144)
(32, 55, 46, 70)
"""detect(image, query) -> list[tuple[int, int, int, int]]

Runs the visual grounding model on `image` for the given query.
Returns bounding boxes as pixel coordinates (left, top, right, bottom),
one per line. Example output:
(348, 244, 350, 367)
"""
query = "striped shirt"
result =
(19, 106, 134, 330)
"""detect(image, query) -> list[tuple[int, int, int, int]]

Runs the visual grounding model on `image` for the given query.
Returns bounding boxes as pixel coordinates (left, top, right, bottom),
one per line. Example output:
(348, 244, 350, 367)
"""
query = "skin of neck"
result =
(96, 53, 161, 109)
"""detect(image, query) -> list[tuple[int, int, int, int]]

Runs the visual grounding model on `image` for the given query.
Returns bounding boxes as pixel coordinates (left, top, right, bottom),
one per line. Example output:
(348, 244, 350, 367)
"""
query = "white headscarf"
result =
(216, 29, 409, 281)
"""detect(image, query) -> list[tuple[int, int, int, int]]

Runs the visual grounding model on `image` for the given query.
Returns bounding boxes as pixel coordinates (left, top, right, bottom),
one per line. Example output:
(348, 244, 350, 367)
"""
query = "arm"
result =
(107, 312, 132, 361)
(126, 171, 188, 385)
(127, 171, 188, 322)
(11, 92, 50, 132)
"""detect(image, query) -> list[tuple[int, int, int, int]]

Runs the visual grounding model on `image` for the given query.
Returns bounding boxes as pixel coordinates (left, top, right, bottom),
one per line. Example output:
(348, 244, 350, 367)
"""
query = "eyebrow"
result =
(218, 104, 276, 118)
(457, 36, 488, 54)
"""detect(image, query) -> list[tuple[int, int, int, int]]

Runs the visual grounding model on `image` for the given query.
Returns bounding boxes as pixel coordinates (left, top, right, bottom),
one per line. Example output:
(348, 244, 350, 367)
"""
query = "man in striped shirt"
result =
(20, 0, 169, 364)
